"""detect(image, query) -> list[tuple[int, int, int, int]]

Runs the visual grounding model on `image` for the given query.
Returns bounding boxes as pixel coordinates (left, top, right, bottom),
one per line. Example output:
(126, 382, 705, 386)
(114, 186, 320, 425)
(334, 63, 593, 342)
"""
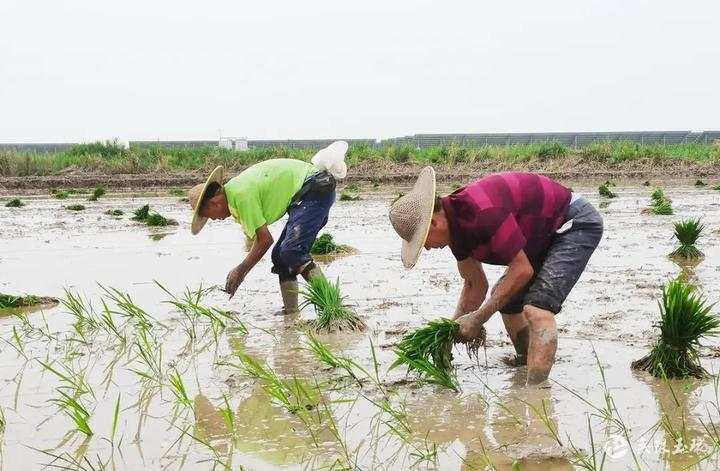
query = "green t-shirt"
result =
(224, 159, 316, 238)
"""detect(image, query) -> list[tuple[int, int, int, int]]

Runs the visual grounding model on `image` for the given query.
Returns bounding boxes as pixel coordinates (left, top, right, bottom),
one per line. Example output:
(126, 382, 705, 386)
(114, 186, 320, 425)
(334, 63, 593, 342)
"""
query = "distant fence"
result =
(2, 131, 719, 153)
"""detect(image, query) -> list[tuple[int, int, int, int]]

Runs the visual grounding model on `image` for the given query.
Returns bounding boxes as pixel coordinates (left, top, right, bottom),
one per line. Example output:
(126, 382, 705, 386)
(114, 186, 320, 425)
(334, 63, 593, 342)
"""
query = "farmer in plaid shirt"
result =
(389, 168, 603, 385)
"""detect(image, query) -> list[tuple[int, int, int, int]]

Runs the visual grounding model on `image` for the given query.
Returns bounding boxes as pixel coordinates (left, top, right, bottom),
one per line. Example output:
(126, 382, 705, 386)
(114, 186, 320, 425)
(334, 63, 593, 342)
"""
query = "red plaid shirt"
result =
(442, 172, 571, 265)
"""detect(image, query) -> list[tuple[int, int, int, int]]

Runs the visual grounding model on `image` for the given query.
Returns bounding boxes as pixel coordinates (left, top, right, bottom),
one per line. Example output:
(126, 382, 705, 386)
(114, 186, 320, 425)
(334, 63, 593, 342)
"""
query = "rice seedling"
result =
(132, 328, 163, 384)
(650, 195, 673, 215)
(105, 208, 124, 216)
(4, 197, 24, 207)
(339, 190, 360, 201)
(53, 189, 70, 199)
(632, 279, 720, 378)
(343, 183, 360, 192)
(37, 359, 95, 398)
(50, 389, 93, 436)
(66, 204, 86, 211)
(168, 188, 185, 197)
(598, 181, 617, 198)
(310, 233, 350, 255)
(145, 212, 177, 226)
(110, 394, 121, 446)
(167, 368, 192, 407)
(219, 395, 235, 432)
(303, 332, 363, 386)
(131, 204, 150, 221)
(695, 179, 707, 187)
(62, 289, 100, 341)
(0, 293, 40, 308)
(390, 318, 484, 390)
(99, 285, 155, 330)
(669, 218, 704, 260)
(299, 277, 365, 332)
(88, 185, 106, 201)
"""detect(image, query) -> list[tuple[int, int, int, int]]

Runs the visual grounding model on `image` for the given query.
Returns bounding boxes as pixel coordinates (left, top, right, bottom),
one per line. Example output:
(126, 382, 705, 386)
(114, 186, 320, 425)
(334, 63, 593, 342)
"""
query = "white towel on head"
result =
(311, 141, 348, 180)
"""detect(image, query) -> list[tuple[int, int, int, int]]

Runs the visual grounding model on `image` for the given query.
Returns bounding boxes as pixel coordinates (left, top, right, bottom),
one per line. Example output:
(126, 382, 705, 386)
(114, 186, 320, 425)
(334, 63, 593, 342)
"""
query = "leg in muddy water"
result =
(501, 312, 529, 366)
(279, 278, 300, 315)
(299, 261, 324, 281)
(524, 305, 557, 385)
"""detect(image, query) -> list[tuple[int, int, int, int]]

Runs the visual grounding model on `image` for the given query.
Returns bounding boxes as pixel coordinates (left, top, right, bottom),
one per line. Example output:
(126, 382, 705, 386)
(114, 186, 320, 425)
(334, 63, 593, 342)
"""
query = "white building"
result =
(219, 137, 248, 151)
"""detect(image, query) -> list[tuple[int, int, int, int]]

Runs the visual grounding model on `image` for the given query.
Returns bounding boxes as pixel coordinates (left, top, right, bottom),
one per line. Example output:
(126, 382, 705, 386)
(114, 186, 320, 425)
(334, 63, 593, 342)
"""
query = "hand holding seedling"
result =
(225, 264, 246, 298)
(455, 312, 486, 341)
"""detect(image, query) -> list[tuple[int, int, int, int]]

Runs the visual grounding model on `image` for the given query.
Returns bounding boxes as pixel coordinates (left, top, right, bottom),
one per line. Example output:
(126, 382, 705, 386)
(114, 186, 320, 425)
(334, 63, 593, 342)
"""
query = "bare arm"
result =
(225, 225, 274, 297)
(456, 250, 534, 339)
(453, 258, 488, 319)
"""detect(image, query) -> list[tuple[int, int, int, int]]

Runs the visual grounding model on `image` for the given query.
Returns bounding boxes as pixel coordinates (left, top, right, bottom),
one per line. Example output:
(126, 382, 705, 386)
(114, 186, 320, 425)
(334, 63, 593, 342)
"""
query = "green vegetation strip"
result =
(2, 140, 720, 176)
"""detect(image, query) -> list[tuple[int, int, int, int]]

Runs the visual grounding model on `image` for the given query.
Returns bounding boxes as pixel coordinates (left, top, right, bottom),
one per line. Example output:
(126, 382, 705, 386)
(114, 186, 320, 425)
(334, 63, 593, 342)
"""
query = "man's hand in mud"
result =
(455, 312, 485, 341)
(225, 264, 246, 298)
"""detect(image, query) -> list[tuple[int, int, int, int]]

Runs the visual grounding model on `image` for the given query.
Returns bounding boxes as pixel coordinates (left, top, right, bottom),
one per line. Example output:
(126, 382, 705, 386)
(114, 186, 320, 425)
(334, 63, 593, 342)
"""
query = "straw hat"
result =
(388, 166, 436, 268)
(188, 166, 225, 235)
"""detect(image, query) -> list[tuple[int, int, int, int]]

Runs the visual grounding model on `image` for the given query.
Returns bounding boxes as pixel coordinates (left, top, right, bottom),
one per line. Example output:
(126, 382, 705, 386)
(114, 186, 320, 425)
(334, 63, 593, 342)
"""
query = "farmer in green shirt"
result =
(187, 141, 349, 313)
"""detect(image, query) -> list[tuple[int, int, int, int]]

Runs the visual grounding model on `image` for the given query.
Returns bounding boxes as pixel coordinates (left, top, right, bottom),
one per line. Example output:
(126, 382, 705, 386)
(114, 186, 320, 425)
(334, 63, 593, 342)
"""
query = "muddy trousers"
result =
(271, 185, 335, 282)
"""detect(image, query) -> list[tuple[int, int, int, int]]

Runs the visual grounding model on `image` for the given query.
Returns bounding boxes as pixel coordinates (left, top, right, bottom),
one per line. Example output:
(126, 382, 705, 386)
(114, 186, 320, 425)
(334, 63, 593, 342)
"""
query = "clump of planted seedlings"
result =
(52, 189, 70, 199)
(299, 277, 365, 332)
(390, 318, 485, 391)
(132, 204, 177, 226)
(4, 198, 24, 207)
(339, 190, 360, 201)
(105, 209, 124, 216)
(598, 181, 617, 198)
(649, 187, 673, 215)
(669, 218, 704, 261)
(311, 233, 351, 255)
(0, 293, 56, 309)
(632, 279, 719, 379)
(65, 204, 86, 211)
(88, 185, 106, 201)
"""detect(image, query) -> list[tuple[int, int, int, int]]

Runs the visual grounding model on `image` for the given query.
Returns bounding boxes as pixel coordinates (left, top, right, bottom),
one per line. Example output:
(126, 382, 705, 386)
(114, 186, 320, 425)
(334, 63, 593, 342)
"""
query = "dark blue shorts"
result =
(271, 173, 335, 281)
(499, 197, 604, 314)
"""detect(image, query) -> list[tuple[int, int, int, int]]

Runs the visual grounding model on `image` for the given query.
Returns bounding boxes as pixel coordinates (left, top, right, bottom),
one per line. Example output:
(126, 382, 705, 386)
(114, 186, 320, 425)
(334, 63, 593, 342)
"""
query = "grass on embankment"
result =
(1, 141, 720, 177)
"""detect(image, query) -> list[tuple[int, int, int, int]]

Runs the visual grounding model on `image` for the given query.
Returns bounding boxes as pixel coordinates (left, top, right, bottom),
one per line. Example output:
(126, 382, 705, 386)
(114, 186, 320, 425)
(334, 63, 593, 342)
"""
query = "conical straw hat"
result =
(188, 166, 225, 235)
(388, 166, 436, 268)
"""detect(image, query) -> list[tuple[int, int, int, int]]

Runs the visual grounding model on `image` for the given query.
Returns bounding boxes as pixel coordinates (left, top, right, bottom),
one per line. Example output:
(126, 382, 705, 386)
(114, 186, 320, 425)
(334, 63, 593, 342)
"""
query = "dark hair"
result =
(200, 182, 222, 209)
(433, 195, 443, 213)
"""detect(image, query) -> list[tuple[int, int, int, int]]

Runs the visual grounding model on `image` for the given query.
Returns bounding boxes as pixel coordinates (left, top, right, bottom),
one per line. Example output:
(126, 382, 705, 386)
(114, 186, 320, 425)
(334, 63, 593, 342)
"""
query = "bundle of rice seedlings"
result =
(53, 190, 70, 200)
(145, 213, 171, 226)
(131, 204, 150, 221)
(65, 204, 86, 211)
(0, 293, 40, 309)
(651, 187, 666, 203)
(389, 318, 485, 391)
(669, 218, 704, 260)
(339, 190, 360, 201)
(598, 181, 617, 198)
(632, 279, 719, 379)
(310, 233, 350, 255)
(299, 277, 365, 332)
(652, 199, 674, 215)
(105, 209, 124, 216)
(88, 185, 106, 201)
(343, 183, 360, 193)
(4, 198, 24, 208)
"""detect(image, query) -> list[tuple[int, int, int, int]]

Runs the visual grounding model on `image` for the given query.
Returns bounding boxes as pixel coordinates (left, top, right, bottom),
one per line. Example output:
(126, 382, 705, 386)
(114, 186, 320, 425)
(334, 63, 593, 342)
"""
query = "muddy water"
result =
(1, 182, 719, 470)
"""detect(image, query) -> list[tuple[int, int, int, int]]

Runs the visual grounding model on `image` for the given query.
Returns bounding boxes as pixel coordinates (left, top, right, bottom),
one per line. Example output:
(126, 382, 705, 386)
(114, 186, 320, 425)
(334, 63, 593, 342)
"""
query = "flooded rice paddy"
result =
(1, 180, 720, 470)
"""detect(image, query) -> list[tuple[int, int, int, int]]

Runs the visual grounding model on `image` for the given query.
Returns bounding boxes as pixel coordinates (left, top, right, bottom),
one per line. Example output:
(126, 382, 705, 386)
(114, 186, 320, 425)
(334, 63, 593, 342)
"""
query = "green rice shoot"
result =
(598, 181, 617, 198)
(5, 198, 24, 208)
(65, 204, 86, 211)
(632, 279, 719, 378)
(131, 204, 151, 221)
(145, 213, 170, 226)
(390, 318, 485, 391)
(53, 190, 70, 200)
(652, 198, 673, 215)
(651, 187, 667, 203)
(339, 190, 360, 201)
(669, 218, 704, 260)
(88, 186, 106, 201)
(299, 277, 365, 332)
(105, 209, 124, 216)
(311, 233, 350, 255)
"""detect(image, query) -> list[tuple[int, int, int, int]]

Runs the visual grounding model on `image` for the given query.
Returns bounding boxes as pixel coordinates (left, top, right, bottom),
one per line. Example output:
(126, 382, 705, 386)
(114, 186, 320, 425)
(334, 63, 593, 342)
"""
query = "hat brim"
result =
(191, 166, 225, 235)
(400, 166, 436, 268)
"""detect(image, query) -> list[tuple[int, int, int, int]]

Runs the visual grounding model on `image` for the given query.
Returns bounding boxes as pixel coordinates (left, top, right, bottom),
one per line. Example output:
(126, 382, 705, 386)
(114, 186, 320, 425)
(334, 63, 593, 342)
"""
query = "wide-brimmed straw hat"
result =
(188, 166, 225, 235)
(388, 166, 436, 268)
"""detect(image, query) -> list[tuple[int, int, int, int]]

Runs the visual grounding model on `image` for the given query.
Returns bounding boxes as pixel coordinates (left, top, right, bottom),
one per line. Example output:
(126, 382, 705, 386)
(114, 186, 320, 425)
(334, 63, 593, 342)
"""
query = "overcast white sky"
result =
(1, 1, 719, 142)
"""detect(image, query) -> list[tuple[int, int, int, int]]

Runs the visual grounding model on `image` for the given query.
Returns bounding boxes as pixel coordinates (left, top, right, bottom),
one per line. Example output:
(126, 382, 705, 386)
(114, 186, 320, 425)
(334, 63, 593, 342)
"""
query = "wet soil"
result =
(0, 182, 719, 470)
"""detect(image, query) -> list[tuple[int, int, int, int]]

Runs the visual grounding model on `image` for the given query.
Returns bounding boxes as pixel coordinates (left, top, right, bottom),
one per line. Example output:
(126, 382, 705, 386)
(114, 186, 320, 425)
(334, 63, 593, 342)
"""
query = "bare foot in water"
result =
(501, 354, 527, 367)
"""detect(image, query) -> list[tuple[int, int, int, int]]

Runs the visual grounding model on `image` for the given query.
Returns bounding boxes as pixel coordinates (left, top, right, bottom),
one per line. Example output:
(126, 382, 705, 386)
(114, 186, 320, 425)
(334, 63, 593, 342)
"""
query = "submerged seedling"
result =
(669, 218, 704, 261)
(88, 185, 106, 201)
(390, 318, 484, 391)
(310, 233, 350, 255)
(105, 209, 124, 216)
(5, 198, 24, 208)
(65, 204, 86, 211)
(598, 181, 617, 198)
(632, 279, 719, 378)
(50, 390, 93, 436)
(299, 277, 365, 332)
